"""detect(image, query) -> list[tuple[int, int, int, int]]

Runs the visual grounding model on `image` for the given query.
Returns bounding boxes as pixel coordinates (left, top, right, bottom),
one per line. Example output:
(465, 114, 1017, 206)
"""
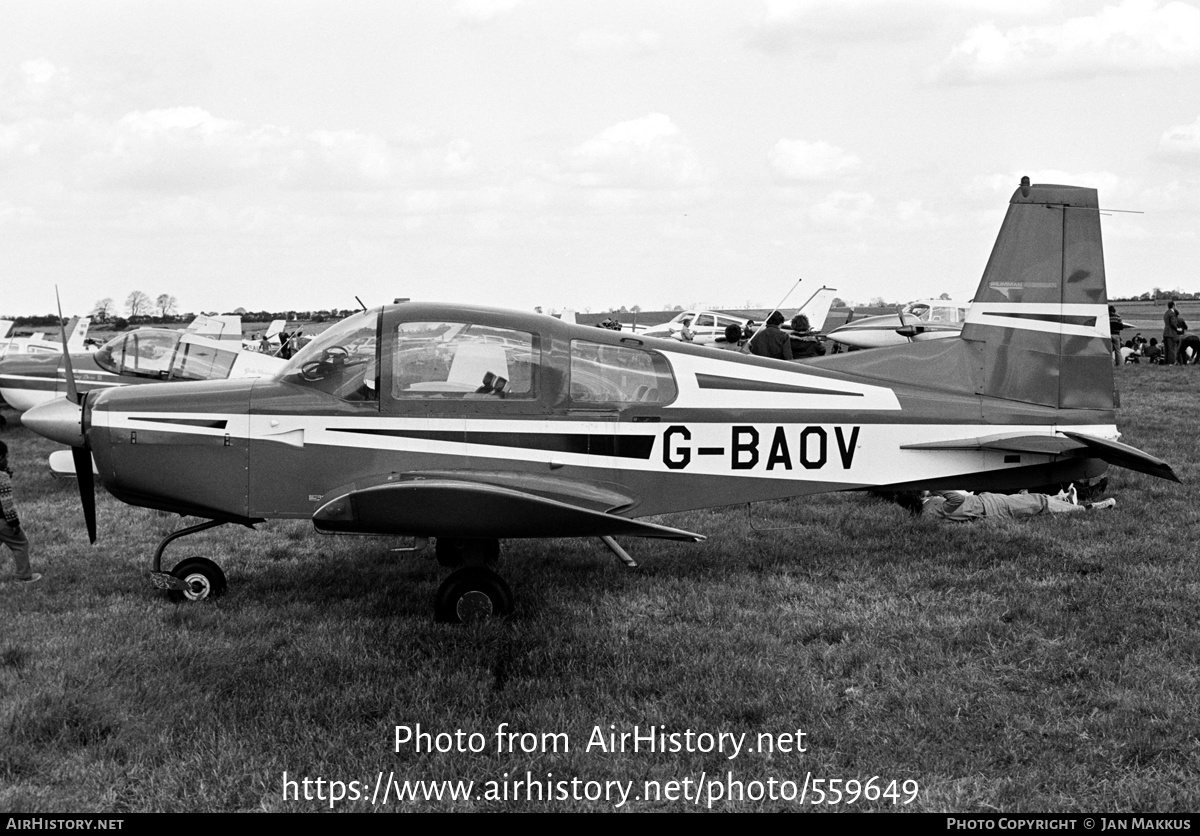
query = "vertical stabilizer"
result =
(961, 181, 1112, 410)
(65, 316, 91, 349)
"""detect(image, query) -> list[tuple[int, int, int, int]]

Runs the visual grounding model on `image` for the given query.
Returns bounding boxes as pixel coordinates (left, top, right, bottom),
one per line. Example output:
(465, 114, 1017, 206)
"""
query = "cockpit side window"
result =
(569, 341, 677, 404)
(170, 340, 238, 381)
(391, 322, 538, 400)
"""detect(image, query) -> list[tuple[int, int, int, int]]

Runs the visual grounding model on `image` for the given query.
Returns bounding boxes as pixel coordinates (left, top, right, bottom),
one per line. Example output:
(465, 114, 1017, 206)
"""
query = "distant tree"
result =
(156, 294, 178, 318)
(631, 304, 641, 313)
(126, 290, 151, 318)
(111, 317, 129, 331)
(938, 292, 951, 300)
(91, 298, 114, 322)
(832, 297, 846, 308)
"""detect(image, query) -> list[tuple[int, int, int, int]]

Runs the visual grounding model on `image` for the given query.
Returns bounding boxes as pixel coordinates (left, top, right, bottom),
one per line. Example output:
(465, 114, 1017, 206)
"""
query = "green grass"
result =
(1, 365, 1198, 812)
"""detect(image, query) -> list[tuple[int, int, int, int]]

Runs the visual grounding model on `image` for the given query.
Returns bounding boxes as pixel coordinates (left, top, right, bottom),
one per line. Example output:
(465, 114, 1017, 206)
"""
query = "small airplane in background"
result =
(0, 316, 92, 360)
(641, 286, 838, 346)
(0, 314, 285, 412)
(242, 319, 288, 353)
(24, 179, 1178, 624)
(825, 298, 970, 350)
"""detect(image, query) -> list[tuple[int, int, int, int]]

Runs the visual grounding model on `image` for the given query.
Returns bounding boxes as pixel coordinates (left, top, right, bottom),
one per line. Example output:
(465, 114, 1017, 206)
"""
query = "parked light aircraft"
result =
(0, 317, 91, 360)
(0, 315, 284, 412)
(641, 286, 838, 345)
(825, 298, 970, 350)
(24, 180, 1178, 623)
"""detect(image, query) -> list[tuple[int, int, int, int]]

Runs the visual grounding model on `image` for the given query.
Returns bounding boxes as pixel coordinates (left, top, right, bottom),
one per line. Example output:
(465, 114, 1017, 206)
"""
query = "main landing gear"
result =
(432, 538, 512, 624)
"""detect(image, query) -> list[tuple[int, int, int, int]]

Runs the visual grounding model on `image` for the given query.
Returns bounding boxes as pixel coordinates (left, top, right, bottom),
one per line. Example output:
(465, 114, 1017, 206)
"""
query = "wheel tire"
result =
(167, 557, 227, 603)
(434, 567, 512, 623)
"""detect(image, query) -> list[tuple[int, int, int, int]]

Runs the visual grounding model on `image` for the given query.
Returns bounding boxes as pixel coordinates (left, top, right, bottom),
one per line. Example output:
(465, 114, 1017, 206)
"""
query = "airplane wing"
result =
(313, 476, 706, 541)
(901, 431, 1180, 482)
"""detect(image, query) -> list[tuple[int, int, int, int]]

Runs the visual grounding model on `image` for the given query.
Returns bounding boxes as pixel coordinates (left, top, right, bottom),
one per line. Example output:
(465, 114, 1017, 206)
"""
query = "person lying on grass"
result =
(892, 488, 1115, 522)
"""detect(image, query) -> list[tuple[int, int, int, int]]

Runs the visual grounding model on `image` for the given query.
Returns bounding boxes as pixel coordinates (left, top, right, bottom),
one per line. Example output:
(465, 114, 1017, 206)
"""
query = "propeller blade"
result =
(72, 446, 97, 544)
(54, 286, 82, 405)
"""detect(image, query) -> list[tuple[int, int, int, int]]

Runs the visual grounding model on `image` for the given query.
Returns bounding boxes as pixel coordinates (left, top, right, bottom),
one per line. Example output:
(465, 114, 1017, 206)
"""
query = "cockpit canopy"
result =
(94, 329, 241, 381)
(903, 302, 968, 324)
(277, 308, 678, 407)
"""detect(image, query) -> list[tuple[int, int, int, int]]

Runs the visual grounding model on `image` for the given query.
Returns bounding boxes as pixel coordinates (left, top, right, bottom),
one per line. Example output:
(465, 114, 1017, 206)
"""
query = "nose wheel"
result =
(435, 566, 512, 623)
(166, 557, 227, 602)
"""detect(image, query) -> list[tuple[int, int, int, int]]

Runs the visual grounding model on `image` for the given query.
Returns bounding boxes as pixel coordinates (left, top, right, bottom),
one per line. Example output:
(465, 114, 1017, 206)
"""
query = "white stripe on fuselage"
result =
(92, 409, 1118, 487)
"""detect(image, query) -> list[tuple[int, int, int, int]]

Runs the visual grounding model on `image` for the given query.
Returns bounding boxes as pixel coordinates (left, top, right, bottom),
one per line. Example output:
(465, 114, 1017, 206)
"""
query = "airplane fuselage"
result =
(80, 302, 1115, 532)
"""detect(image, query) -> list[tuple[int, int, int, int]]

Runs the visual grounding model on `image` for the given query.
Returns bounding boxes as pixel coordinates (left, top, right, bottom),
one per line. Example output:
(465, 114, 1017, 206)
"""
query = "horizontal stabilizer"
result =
(313, 479, 706, 541)
(902, 431, 1179, 483)
(1062, 431, 1181, 483)
(901, 433, 1085, 456)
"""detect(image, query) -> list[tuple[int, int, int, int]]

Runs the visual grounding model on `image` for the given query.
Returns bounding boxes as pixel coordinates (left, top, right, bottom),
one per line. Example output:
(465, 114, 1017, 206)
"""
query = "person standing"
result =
(1163, 300, 1186, 366)
(746, 310, 793, 360)
(0, 441, 40, 584)
(1109, 305, 1126, 367)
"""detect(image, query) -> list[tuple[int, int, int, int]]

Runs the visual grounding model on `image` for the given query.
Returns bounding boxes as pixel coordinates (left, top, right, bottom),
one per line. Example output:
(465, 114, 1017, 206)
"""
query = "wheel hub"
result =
(456, 591, 495, 622)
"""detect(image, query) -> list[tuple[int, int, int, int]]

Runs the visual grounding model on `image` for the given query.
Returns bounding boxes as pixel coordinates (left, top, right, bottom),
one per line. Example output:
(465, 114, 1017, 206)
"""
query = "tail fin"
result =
(795, 286, 837, 332)
(961, 181, 1112, 410)
(814, 180, 1114, 412)
(65, 316, 91, 349)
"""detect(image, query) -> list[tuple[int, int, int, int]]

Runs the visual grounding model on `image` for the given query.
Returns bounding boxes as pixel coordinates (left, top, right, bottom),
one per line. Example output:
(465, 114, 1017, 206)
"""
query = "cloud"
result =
(748, 0, 944, 52)
(572, 29, 663, 55)
(1159, 114, 1200, 162)
(75, 107, 475, 193)
(934, 0, 1200, 84)
(564, 113, 706, 190)
(769, 138, 861, 182)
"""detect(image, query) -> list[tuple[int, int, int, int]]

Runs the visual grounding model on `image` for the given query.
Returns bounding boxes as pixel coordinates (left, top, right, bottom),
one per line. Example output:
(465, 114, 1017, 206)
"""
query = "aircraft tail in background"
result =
(64, 316, 91, 350)
(794, 285, 837, 332)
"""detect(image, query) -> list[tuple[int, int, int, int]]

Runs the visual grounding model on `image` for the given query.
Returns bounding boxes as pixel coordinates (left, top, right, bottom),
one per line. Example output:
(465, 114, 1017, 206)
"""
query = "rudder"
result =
(961, 179, 1113, 410)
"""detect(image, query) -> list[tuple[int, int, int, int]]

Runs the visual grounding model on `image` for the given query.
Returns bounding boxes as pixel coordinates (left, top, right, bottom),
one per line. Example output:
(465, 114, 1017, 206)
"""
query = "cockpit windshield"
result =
(904, 303, 932, 321)
(278, 310, 379, 401)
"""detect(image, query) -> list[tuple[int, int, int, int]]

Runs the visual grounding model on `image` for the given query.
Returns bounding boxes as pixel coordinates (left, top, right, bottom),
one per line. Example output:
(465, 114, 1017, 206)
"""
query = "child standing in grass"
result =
(0, 440, 40, 585)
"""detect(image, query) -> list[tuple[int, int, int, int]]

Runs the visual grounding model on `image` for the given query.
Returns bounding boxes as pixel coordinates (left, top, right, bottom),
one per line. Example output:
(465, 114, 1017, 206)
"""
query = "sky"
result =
(2, 0, 1199, 318)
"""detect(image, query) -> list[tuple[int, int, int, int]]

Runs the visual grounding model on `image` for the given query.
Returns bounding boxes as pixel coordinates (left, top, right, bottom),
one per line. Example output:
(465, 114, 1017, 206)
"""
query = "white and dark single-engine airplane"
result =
(23, 180, 1178, 622)
(640, 286, 838, 346)
(0, 316, 91, 360)
(825, 298, 971, 350)
(0, 315, 285, 412)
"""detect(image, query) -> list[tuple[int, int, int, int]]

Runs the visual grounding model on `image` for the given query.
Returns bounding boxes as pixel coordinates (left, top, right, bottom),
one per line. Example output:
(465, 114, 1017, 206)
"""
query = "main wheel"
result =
(168, 557, 227, 603)
(435, 567, 513, 623)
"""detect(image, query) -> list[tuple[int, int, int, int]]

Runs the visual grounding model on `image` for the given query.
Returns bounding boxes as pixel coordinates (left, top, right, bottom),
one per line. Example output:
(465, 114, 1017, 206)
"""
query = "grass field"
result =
(1, 365, 1197, 813)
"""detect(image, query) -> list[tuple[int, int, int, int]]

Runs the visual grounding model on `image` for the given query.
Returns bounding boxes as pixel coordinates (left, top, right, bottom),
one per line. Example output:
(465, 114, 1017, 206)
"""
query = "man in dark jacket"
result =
(747, 310, 793, 360)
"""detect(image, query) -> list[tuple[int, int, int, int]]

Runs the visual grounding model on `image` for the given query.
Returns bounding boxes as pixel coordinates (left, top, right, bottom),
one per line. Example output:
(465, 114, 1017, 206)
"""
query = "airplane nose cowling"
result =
(23, 397, 85, 447)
